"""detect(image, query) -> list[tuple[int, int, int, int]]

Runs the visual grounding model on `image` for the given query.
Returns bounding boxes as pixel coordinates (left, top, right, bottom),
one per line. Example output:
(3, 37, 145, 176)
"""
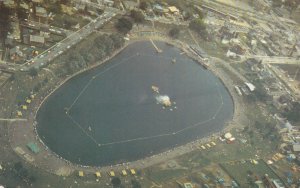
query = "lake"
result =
(36, 41, 234, 166)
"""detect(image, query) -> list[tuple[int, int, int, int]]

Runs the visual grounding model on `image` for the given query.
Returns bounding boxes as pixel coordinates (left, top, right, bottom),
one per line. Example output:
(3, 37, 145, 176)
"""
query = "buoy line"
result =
(64, 52, 225, 147)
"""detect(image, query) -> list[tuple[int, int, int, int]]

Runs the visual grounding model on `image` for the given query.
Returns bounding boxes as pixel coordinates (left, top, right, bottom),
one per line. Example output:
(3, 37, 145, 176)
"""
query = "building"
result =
(36, 6, 47, 18)
(30, 35, 45, 45)
(168, 6, 179, 14)
(272, 179, 284, 188)
(26, 142, 40, 154)
(245, 82, 256, 92)
(9, 46, 24, 61)
(293, 144, 300, 152)
(153, 4, 168, 14)
(103, 0, 114, 6)
(183, 183, 193, 188)
(123, 0, 138, 10)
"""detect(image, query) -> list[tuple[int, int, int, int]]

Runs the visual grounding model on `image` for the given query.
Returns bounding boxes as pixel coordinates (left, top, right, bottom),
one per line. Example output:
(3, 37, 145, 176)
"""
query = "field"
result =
(276, 64, 300, 82)
(221, 159, 282, 187)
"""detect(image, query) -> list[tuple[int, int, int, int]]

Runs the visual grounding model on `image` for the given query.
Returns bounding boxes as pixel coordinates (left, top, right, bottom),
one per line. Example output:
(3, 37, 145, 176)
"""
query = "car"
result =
(67, 46, 70, 49)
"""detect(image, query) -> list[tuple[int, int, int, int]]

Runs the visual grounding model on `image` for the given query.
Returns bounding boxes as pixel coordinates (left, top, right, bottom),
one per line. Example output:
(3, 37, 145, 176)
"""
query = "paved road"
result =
(20, 8, 120, 71)
(20, 20, 72, 36)
(240, 55, 300, 65)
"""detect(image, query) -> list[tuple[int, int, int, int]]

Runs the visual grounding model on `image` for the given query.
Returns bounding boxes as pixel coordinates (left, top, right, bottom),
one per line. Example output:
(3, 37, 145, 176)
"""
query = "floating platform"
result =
(151, 85, 159, 93)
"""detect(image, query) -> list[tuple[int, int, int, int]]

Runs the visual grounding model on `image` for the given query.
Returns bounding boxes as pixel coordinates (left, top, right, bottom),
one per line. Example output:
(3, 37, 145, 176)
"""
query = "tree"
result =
(131, 179, 142, 188)
(183, 11, 192, 21)
(0, 3, 12, 47)
(48, 1, 62, 14)
(169, 27, 180, 38)
(115, 17, 133, 34)
(139, 1, 148, 10)
(16, 7, 27, 21)
(111, 177, 121, 187)
(28, 67, 38, 77)
(284, 102, 300, 123)
(60, 0, 70, 5)
(189, 18, 208, 39)
(130, 10, 145, 23)
(110, 33, 125, 49)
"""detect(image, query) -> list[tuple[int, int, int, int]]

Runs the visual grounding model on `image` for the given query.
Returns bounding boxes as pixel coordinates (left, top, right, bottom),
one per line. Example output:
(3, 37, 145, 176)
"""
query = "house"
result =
(103, 0, 114, 6)
(168, 6, 179, 14)
(30, 35, 45, 45)
(9, 46, 24, 61)
(226, 50, 237, 58)
(153, 4, 168, 14)
(3, 0, 14, 7)
(183, 183, 193, 188)
(277, 121, 293, 133)
(36, 6, 47, 18)
(123, 0, 138, 10)
(293, 144, 300, 152)
(32, 0, 42, 3)
(272, 179, 285, 188)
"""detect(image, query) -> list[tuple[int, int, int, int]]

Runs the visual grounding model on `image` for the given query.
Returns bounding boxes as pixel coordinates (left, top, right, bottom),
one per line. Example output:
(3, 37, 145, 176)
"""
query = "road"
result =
(20, 20, 72, 36)
(240, 55, 300, 65)
(20, 8, 120, 71)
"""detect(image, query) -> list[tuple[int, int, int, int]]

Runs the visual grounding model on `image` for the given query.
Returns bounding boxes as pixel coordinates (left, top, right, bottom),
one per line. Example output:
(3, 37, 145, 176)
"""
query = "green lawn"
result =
(221, 159, 281, 187)
(147, 169, 188, 183)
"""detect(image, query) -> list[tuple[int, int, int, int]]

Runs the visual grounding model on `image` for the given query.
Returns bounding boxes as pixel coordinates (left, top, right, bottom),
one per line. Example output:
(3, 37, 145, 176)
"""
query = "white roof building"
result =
(245, 82, 255, 91)
(293, 144, 300, 152)
(30, 35, 45, 44)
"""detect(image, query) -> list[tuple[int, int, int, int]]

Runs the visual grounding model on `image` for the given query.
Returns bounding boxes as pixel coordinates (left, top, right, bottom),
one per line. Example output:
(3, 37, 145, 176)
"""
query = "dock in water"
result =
(150, 39, 162, 53)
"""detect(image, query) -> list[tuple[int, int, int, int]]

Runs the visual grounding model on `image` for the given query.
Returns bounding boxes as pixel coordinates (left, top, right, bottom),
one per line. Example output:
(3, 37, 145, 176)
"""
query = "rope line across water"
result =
(64, 49, 225, 147)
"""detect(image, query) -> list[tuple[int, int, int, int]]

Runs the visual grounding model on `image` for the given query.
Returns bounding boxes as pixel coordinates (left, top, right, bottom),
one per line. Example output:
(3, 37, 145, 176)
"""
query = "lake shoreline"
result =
(9, 37, 242, 176)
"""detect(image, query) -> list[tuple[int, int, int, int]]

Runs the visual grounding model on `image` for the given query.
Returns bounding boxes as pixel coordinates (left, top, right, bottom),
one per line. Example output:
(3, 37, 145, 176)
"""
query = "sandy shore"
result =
(8, 35, 246, 176)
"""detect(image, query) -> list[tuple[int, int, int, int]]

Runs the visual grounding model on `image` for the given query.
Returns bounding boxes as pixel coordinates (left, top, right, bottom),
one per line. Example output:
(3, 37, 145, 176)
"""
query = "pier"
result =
(0, 118, 27, 122)
(150, 39, 162, 53)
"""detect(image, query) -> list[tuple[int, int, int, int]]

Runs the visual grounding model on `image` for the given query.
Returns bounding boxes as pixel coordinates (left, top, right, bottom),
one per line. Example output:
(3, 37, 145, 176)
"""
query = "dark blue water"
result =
(36, 41, 234, 166)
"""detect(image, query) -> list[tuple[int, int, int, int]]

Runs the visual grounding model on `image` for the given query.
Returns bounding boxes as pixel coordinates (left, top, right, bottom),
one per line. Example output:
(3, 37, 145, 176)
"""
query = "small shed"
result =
(130, 169, 136, 175)
(17, 111, 23, 117)
(78, 171, 84, 177)
(109, 171, 115, 177)
(121, 169, 127, 176)
(95, 172, 101, 177)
